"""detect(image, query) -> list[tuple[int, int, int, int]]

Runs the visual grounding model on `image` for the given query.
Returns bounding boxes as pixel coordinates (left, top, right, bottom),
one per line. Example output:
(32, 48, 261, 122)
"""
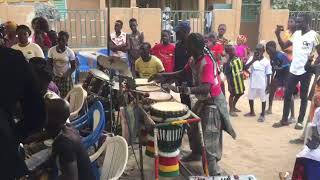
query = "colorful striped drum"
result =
(159, 149, 180, 177)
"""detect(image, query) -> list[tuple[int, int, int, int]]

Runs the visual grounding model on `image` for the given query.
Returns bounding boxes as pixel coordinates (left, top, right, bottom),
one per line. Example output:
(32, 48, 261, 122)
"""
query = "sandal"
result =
(272, 121, 290, 128)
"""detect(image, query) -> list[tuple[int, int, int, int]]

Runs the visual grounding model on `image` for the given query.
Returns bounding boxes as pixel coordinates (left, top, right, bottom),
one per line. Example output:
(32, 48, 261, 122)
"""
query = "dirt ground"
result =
(122, 85, 308, 180)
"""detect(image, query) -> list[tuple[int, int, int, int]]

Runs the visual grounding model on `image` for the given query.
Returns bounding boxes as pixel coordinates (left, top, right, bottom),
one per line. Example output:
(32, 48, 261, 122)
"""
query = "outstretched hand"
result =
(148, 73, 165, 83)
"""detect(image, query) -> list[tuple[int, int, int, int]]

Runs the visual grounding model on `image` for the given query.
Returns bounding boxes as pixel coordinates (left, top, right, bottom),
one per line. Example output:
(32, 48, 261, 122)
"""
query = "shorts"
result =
(248, 88, 267, 102)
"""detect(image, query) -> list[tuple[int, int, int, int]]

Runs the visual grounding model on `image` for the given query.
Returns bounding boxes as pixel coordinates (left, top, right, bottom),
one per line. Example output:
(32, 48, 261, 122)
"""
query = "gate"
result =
(161, 10, 210, 42)
(240, 0, 261, 49)
(48, 10, 107, 48)
(290, 11, 320, 33)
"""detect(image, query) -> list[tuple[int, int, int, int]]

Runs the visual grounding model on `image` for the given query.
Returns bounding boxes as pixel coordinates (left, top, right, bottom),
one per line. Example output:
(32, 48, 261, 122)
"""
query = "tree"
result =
(272, 0, 320, 11)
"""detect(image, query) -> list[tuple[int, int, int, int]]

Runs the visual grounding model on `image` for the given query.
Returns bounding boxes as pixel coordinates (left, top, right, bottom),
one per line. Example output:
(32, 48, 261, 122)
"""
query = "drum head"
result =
(136, 85, 161, 92)
(148, 92, 172, 102)
(135, 78, 154, 86)
(90, 69, 109, 81)
(151, 102, 188, 113)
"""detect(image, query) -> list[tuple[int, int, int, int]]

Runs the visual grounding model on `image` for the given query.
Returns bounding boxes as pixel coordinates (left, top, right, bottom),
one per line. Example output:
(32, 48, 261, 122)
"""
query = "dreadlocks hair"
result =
(187, 33, 205, 51)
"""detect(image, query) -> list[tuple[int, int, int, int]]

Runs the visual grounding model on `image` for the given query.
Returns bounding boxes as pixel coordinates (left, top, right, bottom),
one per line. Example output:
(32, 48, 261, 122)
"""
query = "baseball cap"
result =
(174, 21, 191, 33)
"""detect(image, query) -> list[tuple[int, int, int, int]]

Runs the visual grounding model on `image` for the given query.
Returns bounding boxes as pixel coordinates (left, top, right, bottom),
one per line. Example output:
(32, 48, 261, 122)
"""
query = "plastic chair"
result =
(81, 101, 106, 149)
(65, 85, 88, 121)
(90, 136, 128, 180)
(96, 48, 111, 56)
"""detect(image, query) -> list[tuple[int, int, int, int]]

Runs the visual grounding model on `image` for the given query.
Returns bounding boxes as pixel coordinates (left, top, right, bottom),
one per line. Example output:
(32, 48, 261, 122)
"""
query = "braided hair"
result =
(187, 33, 205, 52)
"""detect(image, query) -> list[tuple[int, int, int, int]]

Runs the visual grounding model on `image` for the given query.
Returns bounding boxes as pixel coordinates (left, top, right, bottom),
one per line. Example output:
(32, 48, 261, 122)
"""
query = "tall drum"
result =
(149, 101, 190, 177)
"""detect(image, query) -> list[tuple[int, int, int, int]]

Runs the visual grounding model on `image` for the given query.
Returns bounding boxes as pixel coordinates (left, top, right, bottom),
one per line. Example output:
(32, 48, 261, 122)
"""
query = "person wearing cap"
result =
(173, 21, 192, 108)
(244, 44, 272, 122)
(4, 21, 18, 48)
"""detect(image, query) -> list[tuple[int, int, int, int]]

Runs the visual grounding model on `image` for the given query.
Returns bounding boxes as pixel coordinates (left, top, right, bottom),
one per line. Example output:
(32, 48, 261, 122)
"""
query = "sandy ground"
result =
(220, 96, 303, 180)
(122, 83, 308, 180)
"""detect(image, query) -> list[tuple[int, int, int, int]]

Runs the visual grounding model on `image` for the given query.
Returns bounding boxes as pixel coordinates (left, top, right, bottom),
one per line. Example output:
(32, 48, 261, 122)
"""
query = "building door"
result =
(240, 0, 261, 50)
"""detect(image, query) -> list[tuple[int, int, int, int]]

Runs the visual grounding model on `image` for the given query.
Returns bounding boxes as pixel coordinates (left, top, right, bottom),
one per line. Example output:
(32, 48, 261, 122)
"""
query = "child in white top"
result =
(244, 44, 272, 122)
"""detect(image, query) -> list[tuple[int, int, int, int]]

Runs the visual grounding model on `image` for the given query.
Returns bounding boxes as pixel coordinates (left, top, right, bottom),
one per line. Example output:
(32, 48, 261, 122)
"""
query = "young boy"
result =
(265, 41, 295, 121)
(224, 44, 245, 116)
(244, 44, 272, 122)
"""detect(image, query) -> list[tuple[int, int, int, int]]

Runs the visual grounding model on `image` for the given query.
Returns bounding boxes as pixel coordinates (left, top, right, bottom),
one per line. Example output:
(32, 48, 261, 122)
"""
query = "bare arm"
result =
(275, 28, 293, 50)
(189, 83, 211, 95)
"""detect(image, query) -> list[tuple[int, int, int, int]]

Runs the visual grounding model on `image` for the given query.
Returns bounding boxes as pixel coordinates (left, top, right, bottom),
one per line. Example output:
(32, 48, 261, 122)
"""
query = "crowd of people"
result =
(0, 11, 320, 179)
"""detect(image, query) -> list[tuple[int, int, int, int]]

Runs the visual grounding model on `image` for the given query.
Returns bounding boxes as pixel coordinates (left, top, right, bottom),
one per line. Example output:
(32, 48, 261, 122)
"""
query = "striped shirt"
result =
(225, 57, 245, 94)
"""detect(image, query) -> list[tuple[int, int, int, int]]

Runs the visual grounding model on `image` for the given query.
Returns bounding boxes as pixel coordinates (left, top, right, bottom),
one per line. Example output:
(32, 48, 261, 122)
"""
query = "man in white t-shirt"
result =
(274, 13, 320, 129)
(244, 44, 272, 122)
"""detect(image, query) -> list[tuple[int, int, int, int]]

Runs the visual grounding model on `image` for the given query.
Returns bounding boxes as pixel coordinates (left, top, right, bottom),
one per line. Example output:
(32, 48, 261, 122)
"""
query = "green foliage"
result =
(272, 0, 320, 11)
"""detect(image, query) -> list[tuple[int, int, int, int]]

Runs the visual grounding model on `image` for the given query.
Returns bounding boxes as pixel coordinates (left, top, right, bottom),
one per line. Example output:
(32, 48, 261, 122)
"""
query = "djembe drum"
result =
(150, 102, 189, 177)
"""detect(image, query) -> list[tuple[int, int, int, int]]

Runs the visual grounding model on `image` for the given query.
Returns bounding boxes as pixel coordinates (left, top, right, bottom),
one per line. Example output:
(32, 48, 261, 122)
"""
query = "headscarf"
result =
(237, 35, 247, 44)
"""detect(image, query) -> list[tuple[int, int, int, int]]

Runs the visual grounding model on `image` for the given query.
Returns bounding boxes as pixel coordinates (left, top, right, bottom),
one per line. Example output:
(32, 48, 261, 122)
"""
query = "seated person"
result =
(135, 42, 165, 78)
(24, 57, 95, 180)
(279, 94, 320, 180)
(49, 101, 95, 180)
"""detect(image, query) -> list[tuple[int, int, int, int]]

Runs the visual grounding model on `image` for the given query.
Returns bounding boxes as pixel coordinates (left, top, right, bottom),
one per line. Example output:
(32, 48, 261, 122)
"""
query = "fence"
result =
(48, 10, 107, 48)
(289, 11, 320, 33)
(161, 10, 210, 41)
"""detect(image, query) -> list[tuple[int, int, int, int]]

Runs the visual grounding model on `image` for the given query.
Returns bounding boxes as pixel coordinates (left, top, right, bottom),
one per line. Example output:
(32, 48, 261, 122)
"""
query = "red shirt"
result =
(210, 44, 224, 66)
(151, 43, 175, 72)
(184, 55, 221, 98)
(32, 33, 52, 49)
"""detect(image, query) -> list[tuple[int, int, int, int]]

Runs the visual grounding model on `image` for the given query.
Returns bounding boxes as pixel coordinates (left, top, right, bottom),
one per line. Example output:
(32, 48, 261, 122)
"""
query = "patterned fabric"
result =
(145, 132, 154, 157)
(225, 57, 245, 95)
(292, 157, 320, 180)
(159, 155, 179, 177)
(53, 75, 73, 98)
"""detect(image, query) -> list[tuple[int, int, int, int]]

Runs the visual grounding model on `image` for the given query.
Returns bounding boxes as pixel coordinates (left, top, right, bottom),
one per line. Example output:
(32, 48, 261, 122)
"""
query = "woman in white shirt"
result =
(48, 31, 76, 98)
(12, 25, 44, 61)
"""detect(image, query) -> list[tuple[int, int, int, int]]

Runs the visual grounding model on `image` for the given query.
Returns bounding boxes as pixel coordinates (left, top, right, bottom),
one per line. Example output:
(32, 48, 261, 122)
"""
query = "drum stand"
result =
(138, 106, 209, 180)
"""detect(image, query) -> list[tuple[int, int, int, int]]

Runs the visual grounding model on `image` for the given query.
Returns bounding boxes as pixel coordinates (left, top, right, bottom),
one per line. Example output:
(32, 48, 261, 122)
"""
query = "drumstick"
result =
(189, 111, 209, 176)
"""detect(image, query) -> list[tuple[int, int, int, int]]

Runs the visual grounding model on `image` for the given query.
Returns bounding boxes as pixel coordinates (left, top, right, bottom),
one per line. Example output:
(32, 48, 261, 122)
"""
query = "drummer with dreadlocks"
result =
(149, 33, 236, 175)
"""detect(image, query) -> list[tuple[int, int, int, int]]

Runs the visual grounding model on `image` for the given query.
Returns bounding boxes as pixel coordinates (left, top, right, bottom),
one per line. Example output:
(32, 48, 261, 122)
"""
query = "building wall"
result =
(67, 0, 101, 9)
(212, 0, 241, 42)
(0, 4, 35, 27)
(258, 0, 289, 45)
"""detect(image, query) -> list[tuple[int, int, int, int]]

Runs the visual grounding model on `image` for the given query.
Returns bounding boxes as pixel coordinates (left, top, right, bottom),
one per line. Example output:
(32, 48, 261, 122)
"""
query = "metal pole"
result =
(107, 0, 111, 56)
(154, 128, 159, 180)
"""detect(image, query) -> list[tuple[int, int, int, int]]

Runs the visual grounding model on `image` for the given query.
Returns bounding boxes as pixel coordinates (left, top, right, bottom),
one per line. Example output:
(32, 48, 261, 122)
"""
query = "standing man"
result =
(0, 46, 46, 179)
(273, 13, 320, 129)
(151, 30, 175, 72)
(149, 33, 236, 176)
(128, 18, 144, 75)
(109, 20, 128, 62)
(217, 24, 228, 46)
(173, 21, 192, 108)
(205, 5, 214, 34)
